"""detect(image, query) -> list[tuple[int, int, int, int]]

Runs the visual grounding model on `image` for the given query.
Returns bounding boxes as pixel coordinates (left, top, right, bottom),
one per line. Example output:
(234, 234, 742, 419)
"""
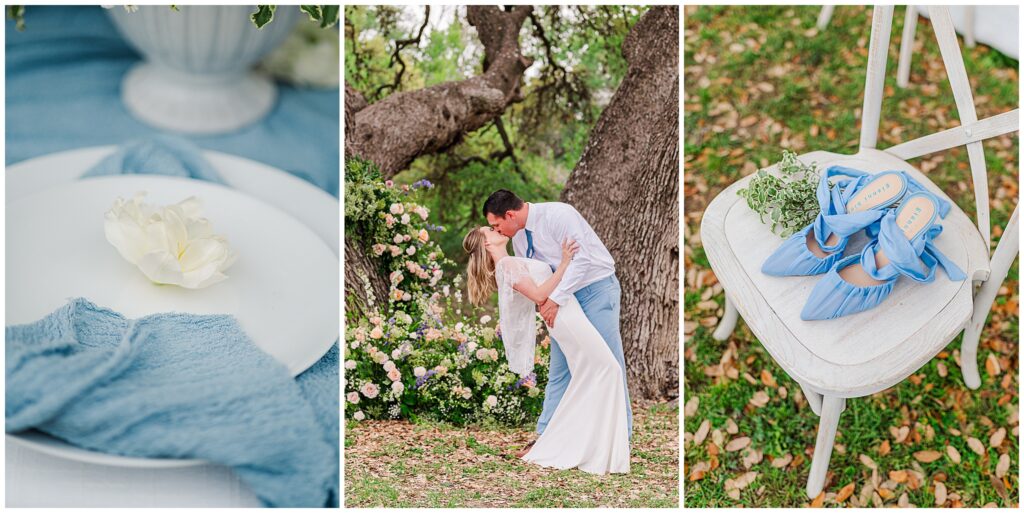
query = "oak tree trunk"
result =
(344, 233, 390, 317)
(345, 6, 534, 178)
(561, 6, 680, 401)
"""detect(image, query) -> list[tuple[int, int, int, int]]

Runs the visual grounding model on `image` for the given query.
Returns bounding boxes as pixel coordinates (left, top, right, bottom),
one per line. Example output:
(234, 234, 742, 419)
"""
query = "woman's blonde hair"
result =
(462, 228, 496, 306)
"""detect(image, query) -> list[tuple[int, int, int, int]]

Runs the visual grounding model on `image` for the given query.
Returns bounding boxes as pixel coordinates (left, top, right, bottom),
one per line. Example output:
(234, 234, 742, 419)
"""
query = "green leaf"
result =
(7, 5, 25, 31)
(299, 5, 321, 22)
(318, 5, 339, 28)
(250, 5, 276, 29)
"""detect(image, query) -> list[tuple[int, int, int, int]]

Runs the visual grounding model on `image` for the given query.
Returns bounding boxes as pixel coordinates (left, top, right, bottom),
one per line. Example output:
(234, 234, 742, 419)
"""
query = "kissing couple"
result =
(462, 189, 632, 475)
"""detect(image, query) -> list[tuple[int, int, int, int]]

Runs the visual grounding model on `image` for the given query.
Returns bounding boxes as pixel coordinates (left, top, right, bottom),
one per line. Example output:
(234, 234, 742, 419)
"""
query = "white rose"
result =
(485, 395, 498, 408)
(406, 246, 416, 256)
(345, 360, 357, 370)
(480, 315, 492, 324)
(414, 366, 426, 377)
(391, 348, 402, 360)
(389, 203, 404, 215)
(383, 360, 396, 373)
(346, 391, 360, 404)
(393, 234, 404, 244)
(353, 411, 365, 421)
(391, 381, 405, 395)
(104, 192, 237, 289)
(466, 341, 478, 353)
(387, 368, 401, 381)
(401, 213, 411, 225)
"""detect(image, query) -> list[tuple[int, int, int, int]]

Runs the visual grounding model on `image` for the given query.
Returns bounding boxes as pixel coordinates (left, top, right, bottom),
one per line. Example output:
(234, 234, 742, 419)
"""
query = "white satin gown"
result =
(495, 256, 630, 474)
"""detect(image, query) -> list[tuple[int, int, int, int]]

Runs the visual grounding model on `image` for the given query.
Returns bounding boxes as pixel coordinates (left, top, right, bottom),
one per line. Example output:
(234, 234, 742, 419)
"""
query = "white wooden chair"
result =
(701, 6, 1019, 499)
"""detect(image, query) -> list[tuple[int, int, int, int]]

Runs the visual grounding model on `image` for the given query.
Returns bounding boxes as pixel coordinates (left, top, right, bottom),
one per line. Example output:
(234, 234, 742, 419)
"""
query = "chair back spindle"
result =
(858, 6, 1019, 256)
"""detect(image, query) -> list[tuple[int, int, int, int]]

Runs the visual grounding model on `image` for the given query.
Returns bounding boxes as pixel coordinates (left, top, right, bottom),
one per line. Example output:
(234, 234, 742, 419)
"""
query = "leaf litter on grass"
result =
(346, 400, 679, 507)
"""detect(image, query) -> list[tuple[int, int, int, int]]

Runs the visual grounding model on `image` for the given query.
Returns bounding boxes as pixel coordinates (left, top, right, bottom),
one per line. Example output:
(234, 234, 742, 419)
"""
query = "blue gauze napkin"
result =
(5, 136, 339, 507)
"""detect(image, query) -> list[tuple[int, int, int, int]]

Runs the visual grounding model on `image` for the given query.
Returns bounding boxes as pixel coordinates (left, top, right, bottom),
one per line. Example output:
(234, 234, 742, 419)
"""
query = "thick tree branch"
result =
(346, 6, 535, 178)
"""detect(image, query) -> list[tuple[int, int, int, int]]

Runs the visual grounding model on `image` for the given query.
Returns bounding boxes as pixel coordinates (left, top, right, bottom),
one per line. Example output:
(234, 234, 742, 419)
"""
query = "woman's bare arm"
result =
(512, 239, 578, 305)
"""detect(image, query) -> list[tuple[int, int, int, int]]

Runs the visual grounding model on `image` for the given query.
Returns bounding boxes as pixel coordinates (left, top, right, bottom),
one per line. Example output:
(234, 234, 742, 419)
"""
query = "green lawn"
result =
(345, 401, 679, 507)
(684, 5, 1018, 507)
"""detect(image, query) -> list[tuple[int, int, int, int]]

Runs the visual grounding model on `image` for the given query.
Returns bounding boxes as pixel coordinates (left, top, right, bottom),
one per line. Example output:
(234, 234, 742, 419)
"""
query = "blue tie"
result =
(525, 229, 535, 259)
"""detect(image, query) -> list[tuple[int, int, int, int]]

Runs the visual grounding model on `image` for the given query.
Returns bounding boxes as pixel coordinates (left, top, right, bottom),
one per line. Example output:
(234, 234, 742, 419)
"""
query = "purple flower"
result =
(412, 179, 434, 189)
(508, 372, 537, 390)
(414, 369, 437, 389)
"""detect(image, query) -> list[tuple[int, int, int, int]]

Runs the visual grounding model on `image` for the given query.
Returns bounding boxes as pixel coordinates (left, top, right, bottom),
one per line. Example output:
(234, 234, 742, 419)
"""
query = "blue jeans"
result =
(536, 275, 633, 438)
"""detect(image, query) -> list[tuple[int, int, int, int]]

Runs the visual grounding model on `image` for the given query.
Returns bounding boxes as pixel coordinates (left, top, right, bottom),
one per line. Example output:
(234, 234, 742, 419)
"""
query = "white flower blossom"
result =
(104, 193, 236, 289)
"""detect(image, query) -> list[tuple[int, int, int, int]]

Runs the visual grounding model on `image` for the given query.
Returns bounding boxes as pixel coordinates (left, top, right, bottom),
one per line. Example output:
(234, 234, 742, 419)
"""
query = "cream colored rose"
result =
(104, 192, 237, 289)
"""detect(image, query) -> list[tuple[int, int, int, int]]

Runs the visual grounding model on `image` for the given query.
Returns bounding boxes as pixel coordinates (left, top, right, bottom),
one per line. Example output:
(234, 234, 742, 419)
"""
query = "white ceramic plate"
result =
(6, 168, 337, 468)
(7, 175, 338, 374)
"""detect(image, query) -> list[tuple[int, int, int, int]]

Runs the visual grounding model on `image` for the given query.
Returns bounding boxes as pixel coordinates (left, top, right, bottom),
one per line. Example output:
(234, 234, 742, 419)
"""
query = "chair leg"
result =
(806, 396, 846, 499)
(897, 5, 917, 88)
(712, 295, 739, 341)
(961, 205, 1019, 390)
(816, 5, 835, 31)
(961, 323, 983, 389)
(963, 6, 976, 48)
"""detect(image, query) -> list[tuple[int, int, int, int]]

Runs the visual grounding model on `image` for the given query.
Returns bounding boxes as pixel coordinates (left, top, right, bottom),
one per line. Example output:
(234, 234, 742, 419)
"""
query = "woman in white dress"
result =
(462, 227, 630, 475)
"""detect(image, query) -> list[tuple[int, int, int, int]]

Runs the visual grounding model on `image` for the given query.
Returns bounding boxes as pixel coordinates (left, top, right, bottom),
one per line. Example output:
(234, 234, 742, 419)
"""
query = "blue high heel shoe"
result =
(762, 166, 908, 276)
(800, 191, 967, 321)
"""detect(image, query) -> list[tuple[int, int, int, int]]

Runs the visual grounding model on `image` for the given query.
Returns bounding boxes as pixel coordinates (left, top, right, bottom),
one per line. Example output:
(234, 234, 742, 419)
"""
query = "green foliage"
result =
(254, 5, 339, 29)
(345, 6, 645, 264)
(250, 5, 276, 28)
(7, 5, 24, 31)
(299, 5, 339, 29)
(736, 151, 821, 237)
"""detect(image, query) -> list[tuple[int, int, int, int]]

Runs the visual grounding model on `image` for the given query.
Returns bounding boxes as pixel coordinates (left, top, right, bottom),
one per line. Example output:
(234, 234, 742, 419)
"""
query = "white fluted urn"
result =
(108, 6, 299, 134)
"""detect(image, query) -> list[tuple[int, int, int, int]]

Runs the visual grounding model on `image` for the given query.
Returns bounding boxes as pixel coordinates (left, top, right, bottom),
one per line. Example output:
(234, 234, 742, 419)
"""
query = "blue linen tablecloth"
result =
(5, 5, 339, 197)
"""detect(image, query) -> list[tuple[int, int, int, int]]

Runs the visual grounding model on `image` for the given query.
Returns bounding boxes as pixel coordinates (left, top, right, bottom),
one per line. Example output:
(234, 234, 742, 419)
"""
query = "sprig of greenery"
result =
(737, 150, 821, 237)
(252, 5, 339, 29)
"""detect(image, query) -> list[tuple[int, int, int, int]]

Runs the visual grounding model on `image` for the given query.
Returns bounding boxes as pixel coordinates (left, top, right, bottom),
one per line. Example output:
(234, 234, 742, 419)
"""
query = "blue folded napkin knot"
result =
(82, 135, 226, 184)
(6, 299, 336, 507)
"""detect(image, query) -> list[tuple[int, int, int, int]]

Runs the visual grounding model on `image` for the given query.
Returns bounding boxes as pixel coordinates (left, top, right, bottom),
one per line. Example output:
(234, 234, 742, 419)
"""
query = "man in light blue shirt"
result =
(483, 189, 632, 454)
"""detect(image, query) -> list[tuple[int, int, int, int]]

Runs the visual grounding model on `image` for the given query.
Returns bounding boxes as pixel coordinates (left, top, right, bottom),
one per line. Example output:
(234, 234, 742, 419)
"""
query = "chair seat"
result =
(700, 149, 991, 397)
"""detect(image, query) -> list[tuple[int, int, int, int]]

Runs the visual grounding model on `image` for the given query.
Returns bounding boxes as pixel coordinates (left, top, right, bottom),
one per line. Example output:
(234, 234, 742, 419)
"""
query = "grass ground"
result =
(344, 400, 678, 507)
(684, 5, 1019, 508)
